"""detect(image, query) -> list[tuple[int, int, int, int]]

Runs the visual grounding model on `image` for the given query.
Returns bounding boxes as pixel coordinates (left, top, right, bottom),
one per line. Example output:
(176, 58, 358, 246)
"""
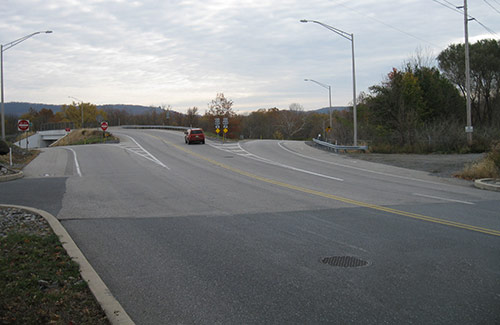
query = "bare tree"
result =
(186, 107, 199, 127)
(277, 103, 307, 139)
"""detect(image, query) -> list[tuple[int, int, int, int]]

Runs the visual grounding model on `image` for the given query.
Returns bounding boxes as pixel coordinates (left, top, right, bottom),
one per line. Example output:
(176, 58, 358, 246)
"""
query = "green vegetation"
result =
(0, 229, 108, 324)
(0, 140, 9, 155)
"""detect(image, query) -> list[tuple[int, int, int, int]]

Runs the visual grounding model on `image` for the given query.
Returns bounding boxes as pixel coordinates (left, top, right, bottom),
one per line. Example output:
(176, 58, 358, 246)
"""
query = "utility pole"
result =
(462, 0, 473, 145)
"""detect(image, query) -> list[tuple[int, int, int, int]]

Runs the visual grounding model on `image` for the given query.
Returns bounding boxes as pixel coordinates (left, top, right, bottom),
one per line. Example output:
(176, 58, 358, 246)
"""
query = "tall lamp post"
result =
(304, 78, 332, 140)
(1, 31, 53, 140)
(300, 19, 358, 146)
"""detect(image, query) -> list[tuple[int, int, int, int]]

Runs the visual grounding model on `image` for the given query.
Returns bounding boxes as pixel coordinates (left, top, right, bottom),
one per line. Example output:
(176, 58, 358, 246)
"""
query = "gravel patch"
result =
(346, 153, 485, 178)
(308, 141, 485, 178)
(0, 207, 52, 238)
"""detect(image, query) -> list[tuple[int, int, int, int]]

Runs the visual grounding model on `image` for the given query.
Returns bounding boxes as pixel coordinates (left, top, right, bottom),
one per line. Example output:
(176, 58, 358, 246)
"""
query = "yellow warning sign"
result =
(223, 128, 228, 133)
(216, 128, 220, 134)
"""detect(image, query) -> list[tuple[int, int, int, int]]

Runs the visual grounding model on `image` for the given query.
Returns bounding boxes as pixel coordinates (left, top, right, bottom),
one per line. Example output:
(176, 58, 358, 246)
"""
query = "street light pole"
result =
(1, 31, 53, 140)
(68, 96, 84, 128)
(304, 78, 332, 140)
(301, 19, 358, 146)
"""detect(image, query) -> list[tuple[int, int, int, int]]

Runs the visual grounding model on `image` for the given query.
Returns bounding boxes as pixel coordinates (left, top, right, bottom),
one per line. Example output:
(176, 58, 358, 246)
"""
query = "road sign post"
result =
(100, 121, 108, 141)
(18, 119, 30, 150)
(222, 118, 229, 144)
(18, 119, 29, 132)
(214, 117, 220, 140)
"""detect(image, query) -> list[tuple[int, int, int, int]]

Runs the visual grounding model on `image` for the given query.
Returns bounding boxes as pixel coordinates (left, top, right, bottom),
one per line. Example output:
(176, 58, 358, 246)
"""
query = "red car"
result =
(184, 128, 205, 144)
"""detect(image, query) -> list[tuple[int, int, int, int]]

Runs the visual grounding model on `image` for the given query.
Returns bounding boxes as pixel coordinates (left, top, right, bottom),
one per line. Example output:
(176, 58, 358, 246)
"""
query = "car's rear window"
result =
(191, 130, 203, 134)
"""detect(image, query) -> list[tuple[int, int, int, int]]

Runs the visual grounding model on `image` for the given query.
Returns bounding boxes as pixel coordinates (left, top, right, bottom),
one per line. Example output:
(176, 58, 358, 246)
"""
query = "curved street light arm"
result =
(1, 30, 53, 139)
(2, 31, 53, 52)
(300, 20, 352, 41)
(304, 78, 330, 90)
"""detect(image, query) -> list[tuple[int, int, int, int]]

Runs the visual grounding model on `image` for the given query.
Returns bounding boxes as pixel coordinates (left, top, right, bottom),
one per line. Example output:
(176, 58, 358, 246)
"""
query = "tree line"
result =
(7, 39, 499, 153)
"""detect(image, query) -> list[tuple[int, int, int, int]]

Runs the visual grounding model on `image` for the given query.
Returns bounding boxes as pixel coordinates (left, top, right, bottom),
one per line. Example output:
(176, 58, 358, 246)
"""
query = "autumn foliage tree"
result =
(59, 102, 108, 128)
(206, 93, 235, 117)
(20, 108, 56, 131)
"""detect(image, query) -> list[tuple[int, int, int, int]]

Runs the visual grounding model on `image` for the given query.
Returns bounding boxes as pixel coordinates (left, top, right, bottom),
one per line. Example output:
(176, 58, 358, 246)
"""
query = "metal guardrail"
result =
(121, 125, 189, 131)
(313, 138, 368, 152)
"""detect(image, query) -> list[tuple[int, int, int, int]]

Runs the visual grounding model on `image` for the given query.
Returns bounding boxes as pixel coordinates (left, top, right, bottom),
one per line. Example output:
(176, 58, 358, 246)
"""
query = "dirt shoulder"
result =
(346, 152, 485, 178)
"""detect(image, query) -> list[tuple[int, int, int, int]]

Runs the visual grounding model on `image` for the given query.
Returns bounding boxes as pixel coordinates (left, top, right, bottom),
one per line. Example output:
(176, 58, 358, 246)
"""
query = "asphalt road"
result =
(1, 127, 499, 324)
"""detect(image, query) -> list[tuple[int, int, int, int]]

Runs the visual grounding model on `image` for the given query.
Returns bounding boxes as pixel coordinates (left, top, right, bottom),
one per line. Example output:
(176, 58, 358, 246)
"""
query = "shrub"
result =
(487, 141, 500, 169)
(0, 140, 9, 155)
(457, 159, 500, 180)
(455, 141, 500, 180)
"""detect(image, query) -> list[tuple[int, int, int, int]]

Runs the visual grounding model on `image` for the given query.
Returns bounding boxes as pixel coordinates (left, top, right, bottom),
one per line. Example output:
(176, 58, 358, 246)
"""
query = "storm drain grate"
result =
(321, 256, 368, 268)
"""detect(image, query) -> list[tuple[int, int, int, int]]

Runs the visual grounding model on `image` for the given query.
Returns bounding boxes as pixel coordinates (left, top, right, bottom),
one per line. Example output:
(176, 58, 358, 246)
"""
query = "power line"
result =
(432, 0, 498, 36)
(483, 0, 500, 14)
(335, 1, 441, 49)
(432, 0, 463, 14)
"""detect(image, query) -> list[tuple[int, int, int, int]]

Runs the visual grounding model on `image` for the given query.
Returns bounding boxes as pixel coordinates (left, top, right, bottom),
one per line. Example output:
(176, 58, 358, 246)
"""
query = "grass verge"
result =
(0, 209, 109, 324)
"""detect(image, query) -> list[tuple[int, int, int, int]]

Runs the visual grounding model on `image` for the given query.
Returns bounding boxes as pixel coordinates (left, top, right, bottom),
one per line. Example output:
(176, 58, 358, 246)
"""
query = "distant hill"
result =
(313, 106, 350, 114)
(4, 102, 62, 115)
(4, 102, 167, 116)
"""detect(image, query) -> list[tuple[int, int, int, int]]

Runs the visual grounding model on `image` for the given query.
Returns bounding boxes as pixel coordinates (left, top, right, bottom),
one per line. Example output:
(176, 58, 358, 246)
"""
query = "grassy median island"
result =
(0, 208, 109, 324)
(52, 129, 119, 146)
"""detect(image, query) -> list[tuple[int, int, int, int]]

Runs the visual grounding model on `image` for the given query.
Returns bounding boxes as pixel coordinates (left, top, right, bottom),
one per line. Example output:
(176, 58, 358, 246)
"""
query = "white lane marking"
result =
(120, 134, 170, 170)
(208, 142, 343, 182)
(66, 148, 82, 177)
(412, 193, 475, 205)
(277, 142, 450, 187)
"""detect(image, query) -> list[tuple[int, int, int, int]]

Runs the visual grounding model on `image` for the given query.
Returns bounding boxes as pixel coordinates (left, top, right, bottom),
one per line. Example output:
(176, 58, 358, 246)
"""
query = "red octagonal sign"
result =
(18, 119, 30, 131)
(100, 121, 108, 131)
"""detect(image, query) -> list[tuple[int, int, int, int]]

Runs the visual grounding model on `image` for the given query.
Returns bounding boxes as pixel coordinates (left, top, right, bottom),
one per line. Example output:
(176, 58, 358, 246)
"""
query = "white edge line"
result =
(208, 142, 343, 182)
(66, 148, 82, 177)
(236, 143, 344, 182)
(277, 141, 450, 187)
(413, 193, 475, 205)
(121, 134, 170, 170)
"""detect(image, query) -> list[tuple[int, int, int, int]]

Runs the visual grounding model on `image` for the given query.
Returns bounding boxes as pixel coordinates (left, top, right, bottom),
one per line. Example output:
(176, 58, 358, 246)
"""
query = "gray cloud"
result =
(1, 0, 498, 112)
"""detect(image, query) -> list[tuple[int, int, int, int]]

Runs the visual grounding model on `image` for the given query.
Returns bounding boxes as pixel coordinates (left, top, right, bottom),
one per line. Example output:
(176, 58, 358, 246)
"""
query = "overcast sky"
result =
(1, 0, 498, 114)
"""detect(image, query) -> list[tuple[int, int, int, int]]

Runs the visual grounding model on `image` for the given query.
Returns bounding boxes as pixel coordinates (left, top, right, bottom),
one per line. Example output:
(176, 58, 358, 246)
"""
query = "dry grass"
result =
(51, 129, 118, 147)
(455, 141, 500, 180)
(456, 159, 500, 180)
(0, 145, 39, 170)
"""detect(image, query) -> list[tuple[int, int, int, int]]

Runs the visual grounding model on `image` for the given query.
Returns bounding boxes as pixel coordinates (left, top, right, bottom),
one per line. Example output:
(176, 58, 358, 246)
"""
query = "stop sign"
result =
(18, 119, 30, 131)
(100, 121, 108, 131)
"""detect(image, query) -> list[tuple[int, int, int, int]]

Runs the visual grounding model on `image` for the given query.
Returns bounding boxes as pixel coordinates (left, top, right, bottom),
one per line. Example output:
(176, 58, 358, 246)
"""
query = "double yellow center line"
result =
(153, 134, 500, 238)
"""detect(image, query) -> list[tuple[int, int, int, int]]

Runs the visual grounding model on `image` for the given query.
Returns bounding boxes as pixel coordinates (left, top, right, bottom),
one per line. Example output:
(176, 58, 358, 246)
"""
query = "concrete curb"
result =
(0, 170, 24, 182)
(474, 178, 500, 192)
(0, 204, 135, 325)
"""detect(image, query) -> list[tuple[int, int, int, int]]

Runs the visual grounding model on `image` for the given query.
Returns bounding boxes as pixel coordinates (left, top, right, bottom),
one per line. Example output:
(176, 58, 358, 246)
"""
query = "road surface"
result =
(1, 127, 499, 324)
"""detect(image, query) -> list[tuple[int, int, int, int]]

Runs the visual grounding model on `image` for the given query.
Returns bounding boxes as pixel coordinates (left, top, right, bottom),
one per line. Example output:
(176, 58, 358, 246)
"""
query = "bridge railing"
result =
(313, 138, 368, 153)
(121, 125, 189, 131)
